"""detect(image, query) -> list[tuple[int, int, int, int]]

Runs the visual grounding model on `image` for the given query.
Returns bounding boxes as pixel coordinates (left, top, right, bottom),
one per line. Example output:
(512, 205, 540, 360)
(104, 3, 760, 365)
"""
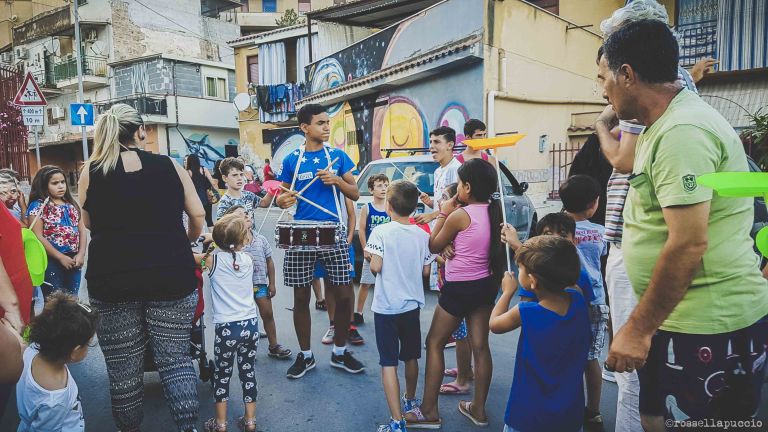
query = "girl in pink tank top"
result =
(405, 158, 504, 429)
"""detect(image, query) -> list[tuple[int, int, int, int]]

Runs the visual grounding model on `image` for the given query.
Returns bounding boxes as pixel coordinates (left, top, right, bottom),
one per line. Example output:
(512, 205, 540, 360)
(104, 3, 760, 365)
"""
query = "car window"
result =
(357, 161, 439, 196)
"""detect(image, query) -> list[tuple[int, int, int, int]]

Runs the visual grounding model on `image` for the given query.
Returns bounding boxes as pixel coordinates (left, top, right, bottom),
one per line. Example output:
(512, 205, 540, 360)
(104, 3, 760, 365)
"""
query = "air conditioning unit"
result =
(85, 30, 98, 42)
(14, 47, 28, 60)
(50, 106, 66, 120)
(0, 52, 12, 63)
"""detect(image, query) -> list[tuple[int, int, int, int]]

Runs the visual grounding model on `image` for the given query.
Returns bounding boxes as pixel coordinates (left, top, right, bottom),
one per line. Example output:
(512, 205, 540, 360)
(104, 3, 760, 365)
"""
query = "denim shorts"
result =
(253, 284, 269, 300)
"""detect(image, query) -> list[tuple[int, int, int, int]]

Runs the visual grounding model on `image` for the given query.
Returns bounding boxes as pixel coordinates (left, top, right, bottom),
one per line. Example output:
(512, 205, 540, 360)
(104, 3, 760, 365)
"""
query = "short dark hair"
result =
(596, 45, 604, 65)
(297, 104, 327, 126)
(429, 126, 456, 145)
(602, 19, 679, 84)
(515, 235, 581, 292)
(367, 173, 389, 190)
(265, 158, 270, 163)
(387, 180, 419, 217)
(463, 119, 486, 137)
(559, 174, 601, 213)
(29, 292, 100, 361)
(219, 157, 244, 177)
(536, 212, 576, 237)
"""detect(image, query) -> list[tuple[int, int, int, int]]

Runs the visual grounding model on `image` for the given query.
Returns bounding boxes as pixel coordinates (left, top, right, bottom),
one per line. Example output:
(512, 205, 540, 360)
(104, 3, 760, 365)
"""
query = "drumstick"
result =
(297, 157, 339, 195)
(29, 196, 50, 231)
(387, 161, 423, 194)
(279, 185, 338, 219)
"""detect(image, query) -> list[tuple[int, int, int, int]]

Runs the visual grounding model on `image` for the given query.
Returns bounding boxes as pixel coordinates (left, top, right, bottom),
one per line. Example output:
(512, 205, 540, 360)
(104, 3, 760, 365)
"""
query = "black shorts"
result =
(374, 308, 422, 367)
(283, 226, 351, 288)
(638, 315, 768, 419)
(439, 276, 498, 318)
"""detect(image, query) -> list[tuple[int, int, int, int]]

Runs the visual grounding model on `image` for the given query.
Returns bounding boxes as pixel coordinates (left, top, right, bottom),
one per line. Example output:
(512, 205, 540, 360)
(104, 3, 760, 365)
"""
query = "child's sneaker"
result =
(321, 326, 335, 344)
(353, 312, 365, 325)
(377, 417, 407, 432)
(330, 350, 365, 373)
(204, 418, 227, 432)
(268, 344, 292, 359)
(348, 326, 365, 345)
(402, 393, 421, 412)
(286, 352, 316, 379)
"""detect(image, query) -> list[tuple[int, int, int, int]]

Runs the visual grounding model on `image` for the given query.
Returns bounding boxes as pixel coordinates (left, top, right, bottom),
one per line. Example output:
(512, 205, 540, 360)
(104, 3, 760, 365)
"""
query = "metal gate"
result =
(0, 65, 29, 181)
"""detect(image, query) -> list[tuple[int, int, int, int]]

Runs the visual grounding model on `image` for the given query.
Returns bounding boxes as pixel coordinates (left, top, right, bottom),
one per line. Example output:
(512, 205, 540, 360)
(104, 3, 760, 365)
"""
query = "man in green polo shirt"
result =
(599, 19, 768, 430)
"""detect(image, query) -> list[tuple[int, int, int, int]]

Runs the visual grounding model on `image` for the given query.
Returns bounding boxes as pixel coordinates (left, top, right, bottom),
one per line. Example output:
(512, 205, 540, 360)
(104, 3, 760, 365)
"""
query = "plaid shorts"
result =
(588, 304, 610, 360)
(284, 225, 351, 288)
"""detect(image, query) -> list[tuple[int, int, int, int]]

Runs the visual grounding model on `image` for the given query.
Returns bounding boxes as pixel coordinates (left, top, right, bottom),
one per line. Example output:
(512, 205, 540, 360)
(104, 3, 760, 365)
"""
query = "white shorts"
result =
(360, 258, 376, 285)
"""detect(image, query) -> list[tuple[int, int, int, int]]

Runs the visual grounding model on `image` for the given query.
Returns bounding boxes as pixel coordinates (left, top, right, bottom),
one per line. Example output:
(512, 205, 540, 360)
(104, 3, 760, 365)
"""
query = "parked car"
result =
(350, 154, 537, 279)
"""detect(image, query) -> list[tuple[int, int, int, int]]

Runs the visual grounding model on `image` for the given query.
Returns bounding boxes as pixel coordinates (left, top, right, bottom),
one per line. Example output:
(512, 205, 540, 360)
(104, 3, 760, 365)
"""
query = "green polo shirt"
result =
(623, 89, 768, 334)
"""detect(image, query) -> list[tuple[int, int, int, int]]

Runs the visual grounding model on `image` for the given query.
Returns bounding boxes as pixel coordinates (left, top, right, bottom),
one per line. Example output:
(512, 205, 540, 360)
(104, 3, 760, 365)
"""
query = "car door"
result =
(498, 162, 532, 239)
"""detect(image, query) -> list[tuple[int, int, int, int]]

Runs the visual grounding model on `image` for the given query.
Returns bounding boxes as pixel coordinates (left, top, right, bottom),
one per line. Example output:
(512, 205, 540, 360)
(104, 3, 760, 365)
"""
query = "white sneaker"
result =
(602, 369, 617, 383)
(321, 326, 335, 344)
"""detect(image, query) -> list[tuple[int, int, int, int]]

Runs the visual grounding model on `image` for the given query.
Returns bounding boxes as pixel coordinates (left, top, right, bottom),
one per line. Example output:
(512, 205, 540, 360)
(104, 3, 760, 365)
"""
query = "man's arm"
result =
(606, 201, 710, 373)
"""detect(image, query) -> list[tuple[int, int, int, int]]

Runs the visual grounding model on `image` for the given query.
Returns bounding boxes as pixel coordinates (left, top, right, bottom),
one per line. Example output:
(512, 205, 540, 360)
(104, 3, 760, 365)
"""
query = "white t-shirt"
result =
(432, 157, 461, 211)
(365, 222, 436, 314)
(16, 345, 84, 432)
(208, 251, 259, 324)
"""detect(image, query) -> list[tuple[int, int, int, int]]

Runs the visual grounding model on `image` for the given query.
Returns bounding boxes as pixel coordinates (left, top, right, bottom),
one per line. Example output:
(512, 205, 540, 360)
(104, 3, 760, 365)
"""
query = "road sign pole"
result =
(73, 0, 88, 160)
(34, 127, 41, 169)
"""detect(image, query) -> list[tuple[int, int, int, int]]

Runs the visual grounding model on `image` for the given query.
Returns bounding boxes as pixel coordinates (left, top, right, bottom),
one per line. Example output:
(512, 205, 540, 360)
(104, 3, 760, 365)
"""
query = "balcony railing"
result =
(30, 70, 57, 89)
(95, 95, 168, 117)
(53, 55, 108, 82)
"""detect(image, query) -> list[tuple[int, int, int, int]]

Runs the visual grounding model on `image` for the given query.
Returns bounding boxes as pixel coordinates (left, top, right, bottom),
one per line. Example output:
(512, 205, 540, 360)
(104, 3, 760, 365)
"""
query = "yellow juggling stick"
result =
(463, 134, 526, 151)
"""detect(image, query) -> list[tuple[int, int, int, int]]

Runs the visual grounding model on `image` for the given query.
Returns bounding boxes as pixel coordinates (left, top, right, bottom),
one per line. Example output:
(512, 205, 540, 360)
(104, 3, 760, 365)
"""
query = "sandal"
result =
(443, 367, 474, 380)
(268, 344, 292, 359)
(458, 401, 488, 427)
(403, 407, 442, 429)
(315, 299, 327, 311)
(204, 418, 227, 432)
(439, 382, 471, 395)
(237, 416, 257, 432)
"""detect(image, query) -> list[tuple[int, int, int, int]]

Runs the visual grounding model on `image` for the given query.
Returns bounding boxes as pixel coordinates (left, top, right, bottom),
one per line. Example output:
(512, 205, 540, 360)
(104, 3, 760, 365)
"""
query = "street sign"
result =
(13, 72, 48, 106)
(21, 106, 44, 126)
(70, 103, 94, 126)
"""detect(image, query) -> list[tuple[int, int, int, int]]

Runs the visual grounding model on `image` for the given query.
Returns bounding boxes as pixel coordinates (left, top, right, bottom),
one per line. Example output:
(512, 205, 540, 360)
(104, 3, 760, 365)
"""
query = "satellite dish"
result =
(90, 41, 107, 56)
(233, 93, 251, 112)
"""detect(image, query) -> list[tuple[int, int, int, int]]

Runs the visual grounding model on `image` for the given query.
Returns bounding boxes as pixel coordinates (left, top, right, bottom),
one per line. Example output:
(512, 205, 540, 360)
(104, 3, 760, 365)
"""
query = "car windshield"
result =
(358, 161, 439, 196)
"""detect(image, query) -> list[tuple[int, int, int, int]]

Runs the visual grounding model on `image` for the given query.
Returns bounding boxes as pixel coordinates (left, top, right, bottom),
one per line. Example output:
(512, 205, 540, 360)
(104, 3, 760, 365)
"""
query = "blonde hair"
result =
(212, 213, 250, 271)
(88, 104, 144, 176)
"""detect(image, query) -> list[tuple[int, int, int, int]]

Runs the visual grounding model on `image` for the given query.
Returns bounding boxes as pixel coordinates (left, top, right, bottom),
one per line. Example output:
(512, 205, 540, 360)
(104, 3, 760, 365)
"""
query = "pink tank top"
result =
(445, 203, 491, 282)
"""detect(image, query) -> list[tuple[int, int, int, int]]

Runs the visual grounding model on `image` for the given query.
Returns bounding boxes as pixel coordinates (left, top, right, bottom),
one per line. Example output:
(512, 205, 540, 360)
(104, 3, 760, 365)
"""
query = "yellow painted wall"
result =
(487, 0, 606, 203)
(558, 0, 677, 35)
(232, 45, 274, 160)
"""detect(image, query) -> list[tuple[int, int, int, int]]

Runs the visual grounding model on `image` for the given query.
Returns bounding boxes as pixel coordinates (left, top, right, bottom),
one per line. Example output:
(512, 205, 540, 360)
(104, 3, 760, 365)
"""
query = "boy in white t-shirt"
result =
(366, 180, 436, 432)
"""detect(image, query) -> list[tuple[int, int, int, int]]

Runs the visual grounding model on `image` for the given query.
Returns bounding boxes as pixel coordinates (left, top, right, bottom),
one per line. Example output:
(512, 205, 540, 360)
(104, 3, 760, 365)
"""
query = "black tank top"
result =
(84, 149, 196, 302)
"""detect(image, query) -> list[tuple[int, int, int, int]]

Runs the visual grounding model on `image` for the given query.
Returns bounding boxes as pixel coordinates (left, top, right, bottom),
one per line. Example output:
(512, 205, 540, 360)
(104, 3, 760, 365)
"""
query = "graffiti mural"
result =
(264, 127, 305, 169)
(438, 104, 471, 145)
(169, 127, 239, 168)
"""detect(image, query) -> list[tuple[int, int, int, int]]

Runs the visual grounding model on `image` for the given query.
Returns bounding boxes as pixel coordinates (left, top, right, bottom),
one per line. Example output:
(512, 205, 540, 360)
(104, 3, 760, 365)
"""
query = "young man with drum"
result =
(266, 103, 364, 379)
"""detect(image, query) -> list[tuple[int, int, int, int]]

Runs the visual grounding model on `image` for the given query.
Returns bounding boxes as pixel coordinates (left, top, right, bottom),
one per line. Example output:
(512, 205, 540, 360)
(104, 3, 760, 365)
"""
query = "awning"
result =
(699, 70, 768, 130)
(306, 0, 445, 28)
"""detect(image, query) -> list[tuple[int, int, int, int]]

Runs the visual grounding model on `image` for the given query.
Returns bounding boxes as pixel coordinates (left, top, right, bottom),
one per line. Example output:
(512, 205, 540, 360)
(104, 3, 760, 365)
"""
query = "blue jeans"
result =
(42, 253, 81, 298)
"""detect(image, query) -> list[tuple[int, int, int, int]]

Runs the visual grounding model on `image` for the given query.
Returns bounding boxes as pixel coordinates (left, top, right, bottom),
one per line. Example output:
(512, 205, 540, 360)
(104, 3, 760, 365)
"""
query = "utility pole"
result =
(73, 0, 88, 159)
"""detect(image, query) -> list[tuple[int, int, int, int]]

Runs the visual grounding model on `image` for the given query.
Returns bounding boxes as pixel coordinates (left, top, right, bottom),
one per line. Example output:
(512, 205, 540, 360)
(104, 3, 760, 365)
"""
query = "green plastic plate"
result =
(21, 228, 47, 286)
(697, 172, 768, 197)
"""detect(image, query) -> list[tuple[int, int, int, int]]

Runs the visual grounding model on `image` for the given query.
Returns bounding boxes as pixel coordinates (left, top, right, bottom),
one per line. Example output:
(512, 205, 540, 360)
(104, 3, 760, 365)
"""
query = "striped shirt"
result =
(604, 67, 699, 243)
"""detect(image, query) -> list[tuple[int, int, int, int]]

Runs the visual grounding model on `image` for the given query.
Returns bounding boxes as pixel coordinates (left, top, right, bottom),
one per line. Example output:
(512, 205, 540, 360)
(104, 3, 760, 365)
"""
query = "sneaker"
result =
(402, 393, 421, 412)
(330, 350, 365, 374)
(259, 331, 268, 338)
(286, 352, 316, 379)
(584, 408, 604, 431)
(602, 369, 617, 383)
(268, 344, 292, 359)
(445, 335, 457, 348)
(353, 312, 365, 325)
(321, 326, 335, 344)
(377, 417, 407, 432)
(348, 326, 365, 345)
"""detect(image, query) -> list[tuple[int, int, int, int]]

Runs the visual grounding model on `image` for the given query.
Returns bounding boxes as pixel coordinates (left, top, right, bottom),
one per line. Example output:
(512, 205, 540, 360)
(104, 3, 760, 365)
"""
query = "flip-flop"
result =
(458, 401, 488, 427)
(444, 367, 458, 377)
(404, 407, 442, 429)
(439, 382, 470, 395)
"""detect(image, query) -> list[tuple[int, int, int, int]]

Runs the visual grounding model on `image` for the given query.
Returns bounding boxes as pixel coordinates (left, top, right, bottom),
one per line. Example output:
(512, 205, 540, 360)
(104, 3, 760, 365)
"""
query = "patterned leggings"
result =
(213, 317, 259, 403)
(90, 291, 199, 432)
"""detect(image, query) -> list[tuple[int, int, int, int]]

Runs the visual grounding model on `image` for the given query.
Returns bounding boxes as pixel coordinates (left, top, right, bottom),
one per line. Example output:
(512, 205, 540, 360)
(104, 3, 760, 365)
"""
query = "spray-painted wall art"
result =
(169, 127, 240, 168)
(264, 127, 305, 169)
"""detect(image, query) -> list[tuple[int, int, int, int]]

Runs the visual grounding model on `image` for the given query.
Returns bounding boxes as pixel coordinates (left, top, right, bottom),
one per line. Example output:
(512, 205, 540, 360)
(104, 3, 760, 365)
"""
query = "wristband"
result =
(618, 120, 645, 135)
(438, 212, 448, 218)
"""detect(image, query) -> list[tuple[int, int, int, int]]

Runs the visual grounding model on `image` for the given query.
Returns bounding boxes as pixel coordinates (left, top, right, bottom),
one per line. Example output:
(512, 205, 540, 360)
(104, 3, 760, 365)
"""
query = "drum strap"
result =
(323, 145, 344, 224)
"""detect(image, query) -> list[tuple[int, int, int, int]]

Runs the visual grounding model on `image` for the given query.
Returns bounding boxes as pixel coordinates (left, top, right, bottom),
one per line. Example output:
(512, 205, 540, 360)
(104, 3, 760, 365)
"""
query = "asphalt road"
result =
(3, 207, 766, 432)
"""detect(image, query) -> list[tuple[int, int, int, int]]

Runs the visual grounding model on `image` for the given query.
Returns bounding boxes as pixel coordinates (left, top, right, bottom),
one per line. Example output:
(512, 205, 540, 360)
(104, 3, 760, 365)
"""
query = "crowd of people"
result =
(1, 1, 767, 431)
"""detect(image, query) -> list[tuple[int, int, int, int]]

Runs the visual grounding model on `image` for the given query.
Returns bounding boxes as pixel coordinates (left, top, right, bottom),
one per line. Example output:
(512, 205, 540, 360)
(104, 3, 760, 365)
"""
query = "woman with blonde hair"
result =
(78, 103, 205, 432)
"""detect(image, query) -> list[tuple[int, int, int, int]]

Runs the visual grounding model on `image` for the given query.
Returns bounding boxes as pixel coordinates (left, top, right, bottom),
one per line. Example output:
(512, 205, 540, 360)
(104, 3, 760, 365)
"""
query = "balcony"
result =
(30, 70, 63, 96)
(95, 95, 168, 119)
(201, 0, 244, 17)
(53, 55, 108, 90)
(235, 11, 282, 32)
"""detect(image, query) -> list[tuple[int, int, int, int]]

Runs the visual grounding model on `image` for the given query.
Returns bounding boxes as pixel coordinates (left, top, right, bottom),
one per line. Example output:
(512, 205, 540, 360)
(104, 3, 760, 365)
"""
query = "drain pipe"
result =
(487, 48, 508, 138)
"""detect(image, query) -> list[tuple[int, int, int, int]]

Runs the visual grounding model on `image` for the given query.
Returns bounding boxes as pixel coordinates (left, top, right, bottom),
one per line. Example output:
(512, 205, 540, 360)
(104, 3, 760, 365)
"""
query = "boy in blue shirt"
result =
(560, 174, 609, 428)
(490, 235, 591, 432)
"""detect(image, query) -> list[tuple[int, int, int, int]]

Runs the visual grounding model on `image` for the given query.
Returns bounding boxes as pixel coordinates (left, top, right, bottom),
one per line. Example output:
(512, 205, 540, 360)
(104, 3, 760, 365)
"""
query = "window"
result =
(298, 0, 311, 13)
(247, 55, 258, 85)
(205, 76, 227, 99)
(262, 0, 276, 12)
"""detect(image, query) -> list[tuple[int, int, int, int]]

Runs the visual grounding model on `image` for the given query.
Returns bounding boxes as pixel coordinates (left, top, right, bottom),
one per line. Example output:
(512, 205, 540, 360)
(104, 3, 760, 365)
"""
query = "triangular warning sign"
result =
(13, 72, 47, 106)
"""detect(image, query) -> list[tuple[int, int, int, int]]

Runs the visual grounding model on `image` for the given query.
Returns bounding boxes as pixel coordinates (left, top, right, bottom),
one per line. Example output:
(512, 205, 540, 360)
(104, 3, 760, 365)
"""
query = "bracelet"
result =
(438, 212, 448, 218)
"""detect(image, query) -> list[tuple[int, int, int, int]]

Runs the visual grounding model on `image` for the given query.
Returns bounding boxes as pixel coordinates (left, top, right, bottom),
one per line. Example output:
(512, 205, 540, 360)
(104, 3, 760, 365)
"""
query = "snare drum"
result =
(275, 220, 340, 250)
